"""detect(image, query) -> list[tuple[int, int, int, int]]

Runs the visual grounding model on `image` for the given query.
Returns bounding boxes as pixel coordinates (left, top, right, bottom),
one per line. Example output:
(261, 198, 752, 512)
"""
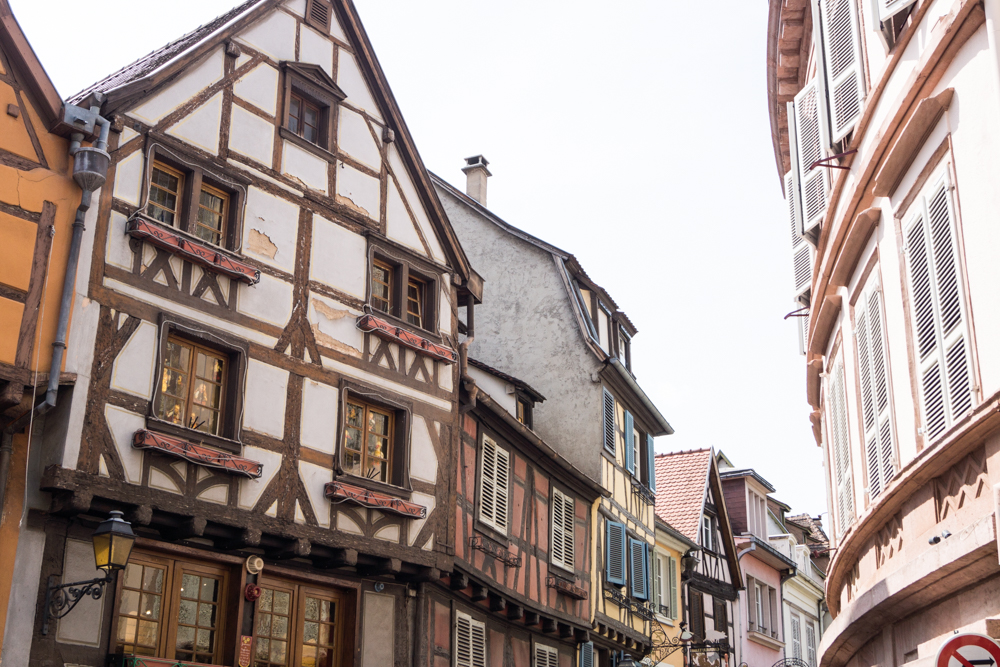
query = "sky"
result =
(9, 0, 829, 517)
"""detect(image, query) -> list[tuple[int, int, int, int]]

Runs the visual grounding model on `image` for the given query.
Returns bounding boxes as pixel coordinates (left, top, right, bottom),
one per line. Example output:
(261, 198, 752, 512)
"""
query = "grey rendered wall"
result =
(438, 187, 603, 481)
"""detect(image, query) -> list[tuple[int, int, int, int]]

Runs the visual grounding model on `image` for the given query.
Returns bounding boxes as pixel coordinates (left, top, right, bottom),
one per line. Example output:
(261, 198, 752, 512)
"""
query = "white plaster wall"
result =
(299, 24, 334, 77)
(409, 415, 438, 484)
(408, 491, 435, 547)
(308, 294, 363, 358)
(336, 49, 382, 121)
(111, 320, 157, 400)
(467, 365, 517, 416)
(301, 378, 338, 454)
(388, 145, 444, 261)
(233, 63, 279, 115)
(298, 461, 332, 527)
(243, 360, 289, 439)
(338, 107, 381, 170)
(104, 405, 145, 484)
(282, 141, 328, 192)
(106, 211, 134, 270)
(238, 273, 294, 327)
(283, 0, 306, 16)
(239, 446, 283, 509)
(310, 214, 366, 298)
(229, 105, 275, 165)
(236, 10, 297, 62)
(55, 539, 105, 646)
(385, 179, 424, 254)
(113, 150, 144, 206)
(242, 186, 300, 273)
(166, 91, 223, 155)
(129, 48, 225, 124)
(336, 161, 379, 221)
(438, 284, 452, 337)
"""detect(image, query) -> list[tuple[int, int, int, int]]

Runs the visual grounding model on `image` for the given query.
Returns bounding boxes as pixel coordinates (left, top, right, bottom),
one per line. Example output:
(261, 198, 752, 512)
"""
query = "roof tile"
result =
(654, 448, 713, 543)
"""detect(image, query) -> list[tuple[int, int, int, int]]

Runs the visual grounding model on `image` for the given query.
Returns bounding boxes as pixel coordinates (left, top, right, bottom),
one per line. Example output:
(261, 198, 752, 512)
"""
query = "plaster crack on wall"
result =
(248, 228, 278, 259)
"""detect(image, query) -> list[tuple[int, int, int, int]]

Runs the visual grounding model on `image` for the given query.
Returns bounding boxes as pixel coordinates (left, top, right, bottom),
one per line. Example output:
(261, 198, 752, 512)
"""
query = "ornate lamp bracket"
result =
(42, 573, 113, 635)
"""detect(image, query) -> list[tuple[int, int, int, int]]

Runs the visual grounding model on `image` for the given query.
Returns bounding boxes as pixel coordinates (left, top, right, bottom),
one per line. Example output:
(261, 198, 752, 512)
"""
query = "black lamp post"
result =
(42, 510, 136, 635)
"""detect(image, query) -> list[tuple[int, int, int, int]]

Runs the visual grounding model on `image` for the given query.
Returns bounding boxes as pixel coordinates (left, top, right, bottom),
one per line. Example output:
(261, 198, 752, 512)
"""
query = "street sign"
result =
(936, 634, 1000, 667)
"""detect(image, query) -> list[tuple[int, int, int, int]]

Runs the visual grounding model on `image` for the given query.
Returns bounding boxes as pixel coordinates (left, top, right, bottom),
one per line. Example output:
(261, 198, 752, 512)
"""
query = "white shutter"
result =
(455, 613, 486, 667)
(668, 556, 678, 619)
(535, 644, 558, 667)
(551, 488, 575, 571)
(654, 554, 663, 610)
(877, 0, 918, 22)
(856, 275, 896, 499)
(829, 358, 855, 533)
(787, 171, 815, 307)
(806, 622, 818, 667)
(789, 83, 830, 243)
(818, 0, 866, 142)
(791, 613, 802, 659)
(478, 435, 510, 533)
(904, 169, 973, 441)
(797, 303, 811, 356)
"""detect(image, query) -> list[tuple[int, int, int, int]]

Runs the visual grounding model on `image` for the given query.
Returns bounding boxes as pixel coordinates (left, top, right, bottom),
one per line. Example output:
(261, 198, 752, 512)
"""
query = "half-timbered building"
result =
(435, 162, 672, 663)
(423, 358, 604, 667)
(654, 449, 741, 667)
(5, 1, 484, 665)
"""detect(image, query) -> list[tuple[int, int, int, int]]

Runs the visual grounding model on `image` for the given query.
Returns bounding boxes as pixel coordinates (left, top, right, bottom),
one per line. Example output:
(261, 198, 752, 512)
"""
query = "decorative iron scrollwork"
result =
(469, 536, 522, 568)
(546, 575, 588, 600)
(632, 483, 656, 506)
(42, 574, 113, 635)
(603, 588, 655, 620)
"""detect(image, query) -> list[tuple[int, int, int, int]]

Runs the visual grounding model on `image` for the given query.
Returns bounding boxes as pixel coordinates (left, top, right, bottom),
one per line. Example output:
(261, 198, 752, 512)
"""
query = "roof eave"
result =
(0, 0, 63, 128)
(602, 357, 673, 436)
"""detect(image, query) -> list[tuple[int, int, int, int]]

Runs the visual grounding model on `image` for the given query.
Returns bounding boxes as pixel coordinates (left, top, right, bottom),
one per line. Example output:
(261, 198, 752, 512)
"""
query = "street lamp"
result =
(42, 510, 136, 635)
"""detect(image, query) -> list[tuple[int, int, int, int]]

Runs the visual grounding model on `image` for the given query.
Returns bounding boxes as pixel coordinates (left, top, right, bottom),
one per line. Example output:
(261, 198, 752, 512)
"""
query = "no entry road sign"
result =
(936, 634, 1000, 667)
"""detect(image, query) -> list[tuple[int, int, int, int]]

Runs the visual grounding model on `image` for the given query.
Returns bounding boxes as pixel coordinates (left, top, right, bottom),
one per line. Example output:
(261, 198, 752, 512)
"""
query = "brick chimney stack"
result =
(461, 155, 491, 206)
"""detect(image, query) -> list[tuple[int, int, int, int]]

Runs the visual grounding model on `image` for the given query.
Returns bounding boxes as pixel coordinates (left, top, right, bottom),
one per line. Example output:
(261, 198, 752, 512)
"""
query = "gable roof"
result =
(654, 448, 712, 543)
(70, 0, 481, 296)
(0, 0, 64, 126)
(468, 357, 545, 403)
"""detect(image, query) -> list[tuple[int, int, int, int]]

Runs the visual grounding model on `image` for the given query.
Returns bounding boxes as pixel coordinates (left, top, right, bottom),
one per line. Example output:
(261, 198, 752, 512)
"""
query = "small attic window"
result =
(306, 0, 332, 32)
(279, 62, 346, 157)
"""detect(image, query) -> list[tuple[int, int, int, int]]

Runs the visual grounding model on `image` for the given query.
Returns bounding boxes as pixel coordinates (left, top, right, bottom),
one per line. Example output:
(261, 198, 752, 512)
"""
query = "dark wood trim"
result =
(11, 86, 46, 168)
(0, 283, 26, 303)
(0, 198, 41, 223)
(14, 201, 56, 367)
(0, 147, 39, 171)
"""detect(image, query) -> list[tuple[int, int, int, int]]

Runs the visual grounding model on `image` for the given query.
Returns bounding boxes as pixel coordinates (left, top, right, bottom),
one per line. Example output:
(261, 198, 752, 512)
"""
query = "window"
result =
(903, 167, 973, 442)
(628, 537, 649, 600)
(551, 488, 575, 571)
(791, 612, 802, 659)
(713, 597, 727, 633)
(805, 620, 817, 667)
(478, 434, 511, 534)
(144, 155, 241, 250)
(112, 552, 229, 664)
(617, 327, 632, 371)
(280, 62, 345, 154)
(755, 583, 764, 631)
(816, 0, 865, 143)
(578, 642, 595, 667)
(368, 252, 437, 332)
(623, 409, 636, 475)
(747, 577, 780, 639)
(342, 399, 393, 483)
(667, 556, 677, 618)
(769, 588, 779, 637)
(855, 272, 895, 499)
(701, 516, 716, 552)
(534, 644, 559, 667)
(516, 397, 532, 429)
(156, 337, 227, 436)
(602, 389, 616, 455)
(873, 0, 917, 50)
(690, 592, 705, 639)
(605, 520, 626, 586)
(789, 78, 830, 243)
(252, 578, 347, 667)
(828, 353, 856, 534)
(748, 490, 767, 538)
(455, 612, 486, 667)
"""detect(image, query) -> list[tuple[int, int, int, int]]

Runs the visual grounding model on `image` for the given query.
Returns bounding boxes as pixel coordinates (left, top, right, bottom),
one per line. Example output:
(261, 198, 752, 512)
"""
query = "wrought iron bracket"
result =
(809, 149, 858, 171)
(632, 482, 655, 506)
(469, 536, 522, 568)
(42, 573, 113, 635)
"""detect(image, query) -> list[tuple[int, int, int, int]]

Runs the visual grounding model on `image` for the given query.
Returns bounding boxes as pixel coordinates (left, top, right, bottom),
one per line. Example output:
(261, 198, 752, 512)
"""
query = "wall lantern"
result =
(42, 510, 136, 634)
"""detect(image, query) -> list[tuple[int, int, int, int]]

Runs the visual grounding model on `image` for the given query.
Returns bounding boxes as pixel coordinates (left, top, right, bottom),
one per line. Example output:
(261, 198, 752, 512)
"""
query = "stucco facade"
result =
(766, 0, 1000, 666)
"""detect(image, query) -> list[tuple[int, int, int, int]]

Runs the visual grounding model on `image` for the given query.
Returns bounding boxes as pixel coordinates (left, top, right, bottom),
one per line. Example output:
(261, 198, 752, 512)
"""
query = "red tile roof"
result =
(654, 448, 713, 543)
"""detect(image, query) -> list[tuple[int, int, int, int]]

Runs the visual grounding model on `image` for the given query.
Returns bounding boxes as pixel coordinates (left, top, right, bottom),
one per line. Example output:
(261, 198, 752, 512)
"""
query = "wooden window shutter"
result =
(791, 613, 802, 659)
(746, 576, 757, 629)
(690, 591, 705, 638)
(455, 612, 485, 667)
(877, 0, 918, 23)
(818, 0, 866, 142)
(605, 521, 626, 585)
(856, 275, 895, 499)
(478, 436, 510, 533)
(653, 555, 662, 608)
(646, 434, 656, 491)
(668, 556, 678, 619)
(535, 645, 558, 667)
(628, 538, 648, 600)
(904, 170, 973, 442)
(624, 410, 635, 474)
(787, 170, 814, 306)
(579, 642, 594, 667)
(551, 489, 575, 570)
(603, 389, 616, 455)
(788, 82, 830, 244)
(806, 621, 818, 667)
(494, 446, 510, 533)
(305, 0, 332, 31)
(829, 358, 855, 533)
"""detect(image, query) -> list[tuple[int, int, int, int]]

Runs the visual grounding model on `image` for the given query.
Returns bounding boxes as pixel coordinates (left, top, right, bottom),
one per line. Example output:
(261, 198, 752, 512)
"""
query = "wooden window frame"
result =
(550, 486, 575, 573)
(368, 244, 440, 337)
(252, 575, 350, 667)
(336, 380, 412, 495)
(156, 336, 228, 437)
(475, 428, 512, 539)
(279, 62, 345, 158)
(142, 145, 246, 252)
(341, 398, 394, 485)
(149, 315, 248, 453)
(515, 394, 533, 429)
(110, 551, 232, 665)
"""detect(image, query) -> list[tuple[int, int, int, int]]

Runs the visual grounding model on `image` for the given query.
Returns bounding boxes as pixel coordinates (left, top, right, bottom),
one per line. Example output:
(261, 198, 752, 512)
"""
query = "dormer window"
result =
(516, 396, 532, 429)
(617, 327, 632, 371)
(279, 62, 346, 156)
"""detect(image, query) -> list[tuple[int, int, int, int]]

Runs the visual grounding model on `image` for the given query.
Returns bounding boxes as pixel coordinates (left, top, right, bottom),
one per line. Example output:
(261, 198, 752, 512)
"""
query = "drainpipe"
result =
(734, 542, 757, 667)
(0, 102, 110, 512)
(459, 300, 477, 409)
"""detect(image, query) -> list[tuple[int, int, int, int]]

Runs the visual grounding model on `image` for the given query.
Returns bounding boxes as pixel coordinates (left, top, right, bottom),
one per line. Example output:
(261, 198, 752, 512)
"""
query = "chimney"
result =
(461, 155, 491, 206)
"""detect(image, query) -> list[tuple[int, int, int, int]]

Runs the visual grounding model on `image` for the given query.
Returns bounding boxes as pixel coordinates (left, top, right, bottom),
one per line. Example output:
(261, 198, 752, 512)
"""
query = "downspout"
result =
(459, 299, 477, 409)
(0, 102, 110, 510)
(734, 542, 757, 667)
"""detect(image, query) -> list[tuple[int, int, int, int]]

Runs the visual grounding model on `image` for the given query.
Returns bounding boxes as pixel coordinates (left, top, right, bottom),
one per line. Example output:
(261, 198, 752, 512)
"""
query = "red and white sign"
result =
(936, 633, 1000, 667)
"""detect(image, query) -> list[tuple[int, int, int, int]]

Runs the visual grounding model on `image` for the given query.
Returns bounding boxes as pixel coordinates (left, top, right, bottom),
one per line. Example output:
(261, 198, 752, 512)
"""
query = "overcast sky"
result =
(11, 0, 828, 517)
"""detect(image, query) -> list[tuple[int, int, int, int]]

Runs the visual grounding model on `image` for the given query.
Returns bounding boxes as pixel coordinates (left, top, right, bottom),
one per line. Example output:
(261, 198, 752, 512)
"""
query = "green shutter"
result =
(606, 521, 625, 585)
(624, 411, 634, 474)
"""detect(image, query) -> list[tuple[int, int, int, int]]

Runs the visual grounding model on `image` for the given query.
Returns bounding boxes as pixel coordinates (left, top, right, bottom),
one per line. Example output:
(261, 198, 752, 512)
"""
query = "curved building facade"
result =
(767, 1, 1000, 666)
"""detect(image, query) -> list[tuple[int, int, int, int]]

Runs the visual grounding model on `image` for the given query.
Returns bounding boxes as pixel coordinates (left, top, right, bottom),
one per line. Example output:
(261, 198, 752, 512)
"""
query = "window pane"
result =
(273, 591, 290, 615)
(140, 593, 161, 621)
(176, 625, 195, 653)
(289, 97, 301, 134)
(270, 639, 287, 664)
(257, 612, 272, 636)
(124, 563, 143, 589)
(256, 637, 270, 660)
(142, 567, 163, 593)
(259, 588, 272, 612)
(119, 589, 140, 616)
(304, 124, 318, 144)
(272, 614, 288, 639)
(371, 263, 392, 312)
(178, 598, 197, 624)
(304, 104, 318, 128)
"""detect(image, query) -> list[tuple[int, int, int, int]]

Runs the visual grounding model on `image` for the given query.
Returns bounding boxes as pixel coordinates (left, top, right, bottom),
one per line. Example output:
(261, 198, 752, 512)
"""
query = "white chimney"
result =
(461, 155, 491, 206)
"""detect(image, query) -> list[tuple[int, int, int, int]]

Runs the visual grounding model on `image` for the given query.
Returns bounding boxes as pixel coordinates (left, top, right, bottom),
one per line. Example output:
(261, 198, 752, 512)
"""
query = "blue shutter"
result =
(624, 410, 634, 474)
(603, 389, 616, 455)
(606, 521, 625, 585)
(647, 434, 656, 491)
(629, 538, 648, 599)
(579, 642, 594, 667)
